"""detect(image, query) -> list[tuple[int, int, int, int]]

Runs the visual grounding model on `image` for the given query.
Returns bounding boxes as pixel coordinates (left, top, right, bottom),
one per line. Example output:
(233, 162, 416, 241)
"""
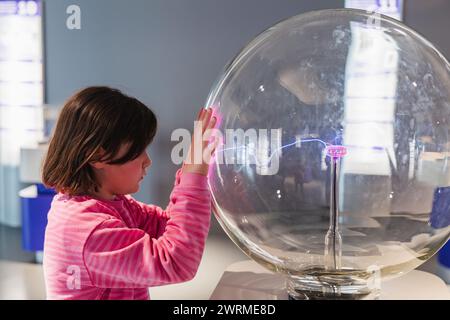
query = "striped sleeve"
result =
(82, 170, 211, 288)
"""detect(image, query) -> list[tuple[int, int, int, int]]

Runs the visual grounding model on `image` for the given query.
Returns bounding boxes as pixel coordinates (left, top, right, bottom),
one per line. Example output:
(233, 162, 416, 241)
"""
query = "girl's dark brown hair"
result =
(42, 86, 157, 195)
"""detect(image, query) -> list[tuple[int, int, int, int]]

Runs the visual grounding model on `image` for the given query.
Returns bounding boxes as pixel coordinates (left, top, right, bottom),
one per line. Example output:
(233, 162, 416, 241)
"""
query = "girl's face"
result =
(91, 144, 152, 200)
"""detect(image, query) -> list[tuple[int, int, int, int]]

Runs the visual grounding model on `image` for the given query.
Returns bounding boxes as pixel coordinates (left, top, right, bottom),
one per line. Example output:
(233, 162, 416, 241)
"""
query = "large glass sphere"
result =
(206, 9, 450, 299)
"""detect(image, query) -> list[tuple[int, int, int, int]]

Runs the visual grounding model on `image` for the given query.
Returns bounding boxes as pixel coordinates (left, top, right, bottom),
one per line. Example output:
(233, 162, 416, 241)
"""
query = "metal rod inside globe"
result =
(324, 145, 347, 271)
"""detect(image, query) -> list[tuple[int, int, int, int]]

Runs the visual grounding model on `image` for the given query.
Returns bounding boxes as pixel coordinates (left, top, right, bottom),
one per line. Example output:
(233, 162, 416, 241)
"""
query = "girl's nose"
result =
(143, 153, 152, 169)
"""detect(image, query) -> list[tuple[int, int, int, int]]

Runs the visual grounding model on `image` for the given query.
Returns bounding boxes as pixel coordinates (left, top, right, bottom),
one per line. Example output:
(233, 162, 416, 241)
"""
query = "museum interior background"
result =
(0, 0, 449, 299)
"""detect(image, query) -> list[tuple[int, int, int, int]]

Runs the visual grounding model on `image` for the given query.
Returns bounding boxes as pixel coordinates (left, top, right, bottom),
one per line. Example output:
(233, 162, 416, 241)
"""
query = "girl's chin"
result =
(119, 186, 140, 195)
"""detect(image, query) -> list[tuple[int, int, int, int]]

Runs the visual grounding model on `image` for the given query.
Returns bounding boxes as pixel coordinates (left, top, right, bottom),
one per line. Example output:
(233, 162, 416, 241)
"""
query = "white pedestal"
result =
(210, 260, 450, 300)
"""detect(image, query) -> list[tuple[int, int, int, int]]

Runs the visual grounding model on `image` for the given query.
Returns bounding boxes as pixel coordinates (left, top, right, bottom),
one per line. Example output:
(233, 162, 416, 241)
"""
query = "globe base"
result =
(286, 268, 381, 300)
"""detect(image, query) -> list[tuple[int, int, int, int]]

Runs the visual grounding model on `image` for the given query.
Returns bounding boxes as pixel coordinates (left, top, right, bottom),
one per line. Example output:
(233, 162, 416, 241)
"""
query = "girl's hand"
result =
(182, 108, 218, 176)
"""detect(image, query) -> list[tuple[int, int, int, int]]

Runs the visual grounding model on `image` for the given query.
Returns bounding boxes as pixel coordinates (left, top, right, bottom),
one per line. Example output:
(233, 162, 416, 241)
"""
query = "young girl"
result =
(42, 86, 217, 300)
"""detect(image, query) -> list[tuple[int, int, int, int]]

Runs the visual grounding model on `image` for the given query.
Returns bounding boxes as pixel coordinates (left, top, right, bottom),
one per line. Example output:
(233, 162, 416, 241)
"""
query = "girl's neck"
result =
(89, 188, 118, 201)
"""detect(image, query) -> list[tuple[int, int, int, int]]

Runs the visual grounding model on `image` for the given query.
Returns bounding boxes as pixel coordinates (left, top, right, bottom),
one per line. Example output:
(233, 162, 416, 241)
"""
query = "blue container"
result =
(430, 187, 450, 229)
(20, 184, 55, 251)
(439, 241, 450, 268)
(431, 187, 450, 282)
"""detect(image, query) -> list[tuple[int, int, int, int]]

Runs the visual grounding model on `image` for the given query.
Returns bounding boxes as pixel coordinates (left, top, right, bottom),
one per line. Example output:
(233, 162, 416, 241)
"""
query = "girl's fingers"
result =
(191, 108, 219, 165)
(197, 107, 205, 120)
(203, 129, 212, 142)
(203, 109, 211, 131)
(211, 134, 220, 150)
(203, 116, 218, 144)
(194, 108, 206, 141)
(203, 137, 220, 163)
(201, 109, 211, 132)
(207, 116, 217, 130)
(203, 117, 217, 140)
(208, 134, 220, 152)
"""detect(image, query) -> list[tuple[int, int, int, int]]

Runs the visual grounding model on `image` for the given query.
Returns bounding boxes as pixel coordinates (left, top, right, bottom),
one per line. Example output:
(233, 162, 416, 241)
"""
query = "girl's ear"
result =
(89, 147, 107, 169)
(89, 161, 106, 169)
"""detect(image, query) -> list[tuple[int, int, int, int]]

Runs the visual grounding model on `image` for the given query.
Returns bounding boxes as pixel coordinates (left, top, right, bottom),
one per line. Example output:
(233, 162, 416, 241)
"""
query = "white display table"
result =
(210, 260, 450, 300)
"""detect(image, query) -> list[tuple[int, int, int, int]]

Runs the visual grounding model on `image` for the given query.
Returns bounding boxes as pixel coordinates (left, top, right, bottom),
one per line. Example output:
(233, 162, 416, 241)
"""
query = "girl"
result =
(42, 86, 217, 300)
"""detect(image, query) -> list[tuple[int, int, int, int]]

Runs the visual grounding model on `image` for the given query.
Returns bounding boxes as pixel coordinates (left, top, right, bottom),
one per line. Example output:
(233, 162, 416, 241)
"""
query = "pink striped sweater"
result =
(43, 169, 211, 300)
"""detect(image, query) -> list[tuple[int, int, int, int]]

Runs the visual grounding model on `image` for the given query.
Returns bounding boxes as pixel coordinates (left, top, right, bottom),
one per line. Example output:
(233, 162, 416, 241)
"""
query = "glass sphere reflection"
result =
(206, 9, 450, 299)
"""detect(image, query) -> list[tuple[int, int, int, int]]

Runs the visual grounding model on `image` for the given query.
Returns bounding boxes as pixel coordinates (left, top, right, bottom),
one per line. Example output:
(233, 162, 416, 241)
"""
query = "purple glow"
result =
(326, 145, 348, 159)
